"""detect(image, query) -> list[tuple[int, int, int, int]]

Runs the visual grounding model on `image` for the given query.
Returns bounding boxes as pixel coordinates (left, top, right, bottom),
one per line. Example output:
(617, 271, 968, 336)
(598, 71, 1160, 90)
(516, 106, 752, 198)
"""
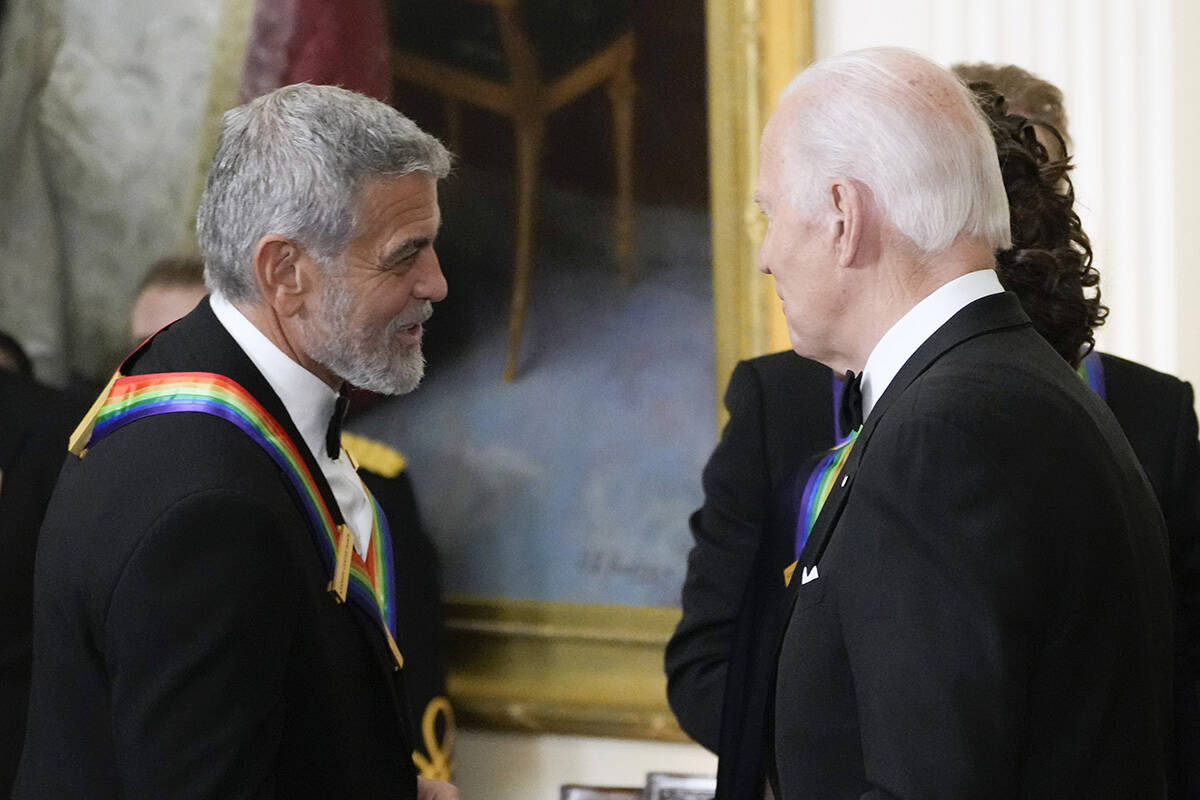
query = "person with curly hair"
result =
(666, 63, 1199, 799)
(953, 61, 1071, 160)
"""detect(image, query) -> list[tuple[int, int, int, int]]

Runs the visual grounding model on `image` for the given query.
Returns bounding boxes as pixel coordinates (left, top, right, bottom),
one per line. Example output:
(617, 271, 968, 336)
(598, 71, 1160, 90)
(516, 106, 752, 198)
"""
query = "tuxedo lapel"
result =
(785, 292, 1032, 607)
(866, 291, 1031, 427)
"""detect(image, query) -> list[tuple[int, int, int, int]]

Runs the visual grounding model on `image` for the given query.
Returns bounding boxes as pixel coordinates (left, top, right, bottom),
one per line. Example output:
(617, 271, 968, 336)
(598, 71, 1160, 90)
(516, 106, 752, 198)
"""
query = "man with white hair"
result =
(761, 48, 1171, 796)
(16, 84, 457, 799)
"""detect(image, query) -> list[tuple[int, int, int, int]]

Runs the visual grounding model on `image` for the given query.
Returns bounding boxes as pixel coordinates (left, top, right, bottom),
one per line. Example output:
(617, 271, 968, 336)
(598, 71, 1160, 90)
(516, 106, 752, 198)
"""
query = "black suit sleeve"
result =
(665, 361, 772, 750)
(1165, 383, 1200, 684)
(832, 417, 1041, 798)
(1164, 383, 1200, 791)
(104, 490, 298, 798)
(0, 378, 86, 797)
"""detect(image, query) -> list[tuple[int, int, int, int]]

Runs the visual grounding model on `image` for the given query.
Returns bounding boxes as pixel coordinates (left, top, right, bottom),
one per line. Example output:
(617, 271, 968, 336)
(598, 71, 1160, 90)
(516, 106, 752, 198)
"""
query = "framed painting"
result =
(349, 0, 813, 743)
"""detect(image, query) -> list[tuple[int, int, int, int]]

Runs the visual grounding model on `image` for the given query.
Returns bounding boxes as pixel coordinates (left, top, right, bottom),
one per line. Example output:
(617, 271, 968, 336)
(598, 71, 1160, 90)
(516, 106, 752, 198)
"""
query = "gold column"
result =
(707, 0, 813, 425)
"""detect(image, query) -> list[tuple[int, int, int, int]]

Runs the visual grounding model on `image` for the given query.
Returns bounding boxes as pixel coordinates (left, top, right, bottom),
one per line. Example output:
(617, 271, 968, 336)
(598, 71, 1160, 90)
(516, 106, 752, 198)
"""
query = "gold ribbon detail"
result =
(412, 696, 455, 781)
(326, 524, 354, 602)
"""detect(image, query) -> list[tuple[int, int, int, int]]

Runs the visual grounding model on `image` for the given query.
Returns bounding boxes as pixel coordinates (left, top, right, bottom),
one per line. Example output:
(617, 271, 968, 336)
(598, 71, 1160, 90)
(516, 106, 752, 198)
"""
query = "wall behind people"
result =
(813, 0, 1198, 392)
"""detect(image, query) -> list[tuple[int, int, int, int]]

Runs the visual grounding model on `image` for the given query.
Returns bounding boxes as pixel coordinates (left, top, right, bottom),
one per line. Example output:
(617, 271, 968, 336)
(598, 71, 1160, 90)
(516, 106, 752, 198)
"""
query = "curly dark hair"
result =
(969, 82, 1107, 366)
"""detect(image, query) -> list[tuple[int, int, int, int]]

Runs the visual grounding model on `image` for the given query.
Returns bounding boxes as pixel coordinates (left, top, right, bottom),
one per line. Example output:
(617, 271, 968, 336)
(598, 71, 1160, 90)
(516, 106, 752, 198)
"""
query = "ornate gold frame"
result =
(444, 0, 813, 742)
(709, 0, 813, 425)
(445, 597, 685, 740)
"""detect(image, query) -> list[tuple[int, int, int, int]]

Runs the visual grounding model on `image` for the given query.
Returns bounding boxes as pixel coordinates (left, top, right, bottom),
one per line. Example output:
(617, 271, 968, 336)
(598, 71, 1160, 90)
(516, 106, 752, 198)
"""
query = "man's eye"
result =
(381, 253, 417, 272)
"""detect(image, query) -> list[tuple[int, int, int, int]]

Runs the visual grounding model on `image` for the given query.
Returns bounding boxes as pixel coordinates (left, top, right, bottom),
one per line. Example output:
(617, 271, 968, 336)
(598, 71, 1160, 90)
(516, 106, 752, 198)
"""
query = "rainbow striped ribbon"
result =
(787, 351, 1108, 584)
(1077, 349, 1106, 401)
(69, 371, 403, 669)
(793, 428, 859, 562)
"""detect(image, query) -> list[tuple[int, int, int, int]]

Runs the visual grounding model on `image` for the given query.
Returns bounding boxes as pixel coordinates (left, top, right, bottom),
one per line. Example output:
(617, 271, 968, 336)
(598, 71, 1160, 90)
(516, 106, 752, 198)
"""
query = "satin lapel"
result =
(866, 292, 1031, 428)
(784, 292, 1032, 608)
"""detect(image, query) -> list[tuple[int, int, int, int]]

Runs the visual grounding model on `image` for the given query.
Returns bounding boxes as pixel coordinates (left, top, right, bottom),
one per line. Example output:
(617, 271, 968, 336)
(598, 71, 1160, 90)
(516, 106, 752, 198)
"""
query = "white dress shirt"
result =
(210, 292, 373, 557)
(860, 269, 1004, 421)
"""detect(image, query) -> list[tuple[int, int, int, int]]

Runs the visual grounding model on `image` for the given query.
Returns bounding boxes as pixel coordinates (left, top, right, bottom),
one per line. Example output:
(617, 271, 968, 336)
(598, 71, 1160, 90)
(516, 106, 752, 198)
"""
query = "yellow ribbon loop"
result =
(411, 696, 455, 781)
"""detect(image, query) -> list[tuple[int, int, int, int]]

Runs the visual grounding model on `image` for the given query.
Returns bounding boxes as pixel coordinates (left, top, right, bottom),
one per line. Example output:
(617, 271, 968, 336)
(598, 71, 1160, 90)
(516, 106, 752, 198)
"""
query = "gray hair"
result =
(197, 83, 452, 302)
(781, 47, 1011, 256)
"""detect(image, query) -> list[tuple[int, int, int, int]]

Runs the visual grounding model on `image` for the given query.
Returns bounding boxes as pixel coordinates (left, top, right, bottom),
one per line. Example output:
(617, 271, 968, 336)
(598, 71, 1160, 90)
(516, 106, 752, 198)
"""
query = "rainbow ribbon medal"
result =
(792, 429, 859, 560)
(784, 351, 1108, 587)
(68, 371, 404, 669)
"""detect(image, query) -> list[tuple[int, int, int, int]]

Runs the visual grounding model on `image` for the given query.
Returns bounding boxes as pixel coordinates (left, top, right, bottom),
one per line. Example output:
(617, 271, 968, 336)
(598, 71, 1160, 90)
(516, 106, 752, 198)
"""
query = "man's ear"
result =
(251, 235, 315, 317)
(830, 180, 866, 269)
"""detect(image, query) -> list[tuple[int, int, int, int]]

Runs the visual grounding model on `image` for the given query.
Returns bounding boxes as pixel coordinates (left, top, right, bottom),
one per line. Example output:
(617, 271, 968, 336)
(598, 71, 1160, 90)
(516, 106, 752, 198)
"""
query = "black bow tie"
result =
(326, 386, 351, 459)
(838, 370, 864, 434)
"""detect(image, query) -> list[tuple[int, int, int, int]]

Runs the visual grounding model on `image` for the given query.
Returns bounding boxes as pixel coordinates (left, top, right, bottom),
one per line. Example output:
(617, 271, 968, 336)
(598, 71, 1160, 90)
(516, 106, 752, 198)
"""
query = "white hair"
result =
(780, 47, 1011, 255)
(196, 83, 452, 302)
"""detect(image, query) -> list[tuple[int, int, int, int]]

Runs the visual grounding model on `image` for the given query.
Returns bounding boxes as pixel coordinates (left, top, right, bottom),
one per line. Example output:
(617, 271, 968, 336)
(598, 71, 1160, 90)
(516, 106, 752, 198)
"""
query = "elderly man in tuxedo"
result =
(759, 48, 1172, 797)
(16, 84, 458, 799)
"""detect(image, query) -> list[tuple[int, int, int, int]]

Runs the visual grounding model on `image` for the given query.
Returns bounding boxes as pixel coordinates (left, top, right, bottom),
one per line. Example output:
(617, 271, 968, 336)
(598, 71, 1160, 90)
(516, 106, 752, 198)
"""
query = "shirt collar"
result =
(209, 292, 339, 462)
(860, 269, 1004, 420)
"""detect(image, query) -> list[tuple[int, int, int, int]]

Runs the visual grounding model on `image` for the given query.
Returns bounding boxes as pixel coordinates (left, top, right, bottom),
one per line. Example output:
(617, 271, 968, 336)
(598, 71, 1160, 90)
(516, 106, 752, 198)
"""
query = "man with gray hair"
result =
(16, 84, 458, 799)
(761, 48, 1171, 796)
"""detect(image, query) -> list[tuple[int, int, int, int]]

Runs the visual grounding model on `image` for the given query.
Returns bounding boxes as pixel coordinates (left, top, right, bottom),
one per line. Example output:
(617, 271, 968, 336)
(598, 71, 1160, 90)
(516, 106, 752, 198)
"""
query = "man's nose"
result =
(419, 251, 448, 302)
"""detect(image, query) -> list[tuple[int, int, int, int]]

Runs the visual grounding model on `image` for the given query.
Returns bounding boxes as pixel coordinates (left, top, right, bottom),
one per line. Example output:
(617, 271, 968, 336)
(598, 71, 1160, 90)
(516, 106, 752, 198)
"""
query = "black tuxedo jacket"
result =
(669, 293, 1197, 798)
(776, 293, 1171, 796)
(15, 299, 420, 799)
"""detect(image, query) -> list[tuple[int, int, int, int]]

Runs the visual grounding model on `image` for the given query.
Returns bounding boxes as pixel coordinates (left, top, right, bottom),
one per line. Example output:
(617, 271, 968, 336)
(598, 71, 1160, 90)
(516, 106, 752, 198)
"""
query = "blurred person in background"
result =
(0, 332, 87, 798)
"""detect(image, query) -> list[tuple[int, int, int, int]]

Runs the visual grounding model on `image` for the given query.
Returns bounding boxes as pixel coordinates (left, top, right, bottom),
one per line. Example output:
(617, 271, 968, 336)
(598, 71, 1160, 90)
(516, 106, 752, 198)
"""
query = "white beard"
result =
(303, 275, 428, 396)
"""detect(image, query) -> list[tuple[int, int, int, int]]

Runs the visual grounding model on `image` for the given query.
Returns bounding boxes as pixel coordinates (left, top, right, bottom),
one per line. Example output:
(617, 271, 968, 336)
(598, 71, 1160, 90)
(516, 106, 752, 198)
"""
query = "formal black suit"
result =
(15, 299, 420, 798)
(0, 374, 88, 797)
(775, 293, 1171, 796)
(669, 292, 1191, 798)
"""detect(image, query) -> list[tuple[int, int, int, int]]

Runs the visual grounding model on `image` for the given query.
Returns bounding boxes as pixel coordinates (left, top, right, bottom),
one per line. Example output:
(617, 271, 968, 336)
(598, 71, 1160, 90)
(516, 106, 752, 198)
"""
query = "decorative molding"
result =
(707, 0, 813, 425)
(444, 596, 686, 741)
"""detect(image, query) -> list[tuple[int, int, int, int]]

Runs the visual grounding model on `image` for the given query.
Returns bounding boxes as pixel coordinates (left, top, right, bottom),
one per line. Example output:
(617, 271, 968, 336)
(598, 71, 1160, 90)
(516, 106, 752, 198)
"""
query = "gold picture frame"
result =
(442, 0, 814, 743)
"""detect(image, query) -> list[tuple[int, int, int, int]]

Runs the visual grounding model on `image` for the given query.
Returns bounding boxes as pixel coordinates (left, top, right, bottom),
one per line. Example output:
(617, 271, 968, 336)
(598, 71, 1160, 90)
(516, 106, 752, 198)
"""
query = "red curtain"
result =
(240, 0, 392, 103)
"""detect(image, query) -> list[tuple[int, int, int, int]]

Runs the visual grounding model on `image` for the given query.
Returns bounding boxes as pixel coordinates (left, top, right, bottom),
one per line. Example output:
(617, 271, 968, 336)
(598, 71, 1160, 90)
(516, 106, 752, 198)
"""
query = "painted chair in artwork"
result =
(391, 0, 636, 380)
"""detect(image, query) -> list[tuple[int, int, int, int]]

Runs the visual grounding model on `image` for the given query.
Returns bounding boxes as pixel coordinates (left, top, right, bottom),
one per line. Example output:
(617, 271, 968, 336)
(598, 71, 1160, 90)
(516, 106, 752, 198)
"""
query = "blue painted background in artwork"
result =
(355, 172, 715, 607)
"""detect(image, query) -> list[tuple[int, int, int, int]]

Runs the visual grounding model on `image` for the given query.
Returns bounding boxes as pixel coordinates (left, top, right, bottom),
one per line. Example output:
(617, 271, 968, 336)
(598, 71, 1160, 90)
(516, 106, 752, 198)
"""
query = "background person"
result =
(0, 333, 87, 798)
(128, 255, 210, 343)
